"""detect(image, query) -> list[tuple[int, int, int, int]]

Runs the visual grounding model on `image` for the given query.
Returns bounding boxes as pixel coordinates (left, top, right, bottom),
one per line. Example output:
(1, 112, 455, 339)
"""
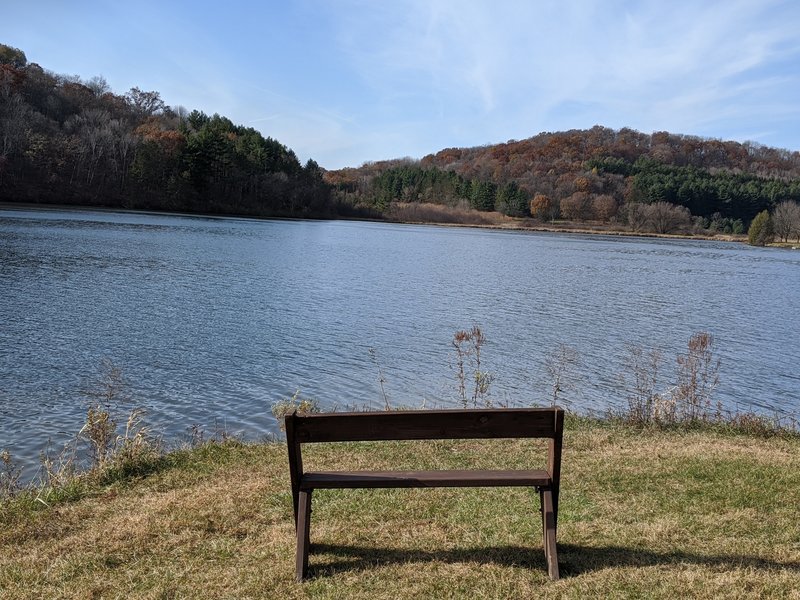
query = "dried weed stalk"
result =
(546, 343, 580, 408)
(452, 325, 495, 407)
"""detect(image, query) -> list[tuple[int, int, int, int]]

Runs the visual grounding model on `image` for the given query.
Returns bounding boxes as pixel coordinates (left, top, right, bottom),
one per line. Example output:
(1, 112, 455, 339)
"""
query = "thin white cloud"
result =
(5, 0, 799, 166)
(311, 0, 800, 162)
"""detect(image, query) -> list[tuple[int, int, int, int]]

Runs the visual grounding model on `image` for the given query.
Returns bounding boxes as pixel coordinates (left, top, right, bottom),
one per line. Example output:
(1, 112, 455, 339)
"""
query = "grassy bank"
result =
(2, 419, 799, 599)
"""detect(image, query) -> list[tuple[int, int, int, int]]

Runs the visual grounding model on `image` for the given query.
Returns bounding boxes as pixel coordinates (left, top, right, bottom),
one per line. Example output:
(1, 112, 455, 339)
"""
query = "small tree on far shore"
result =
(530, 193, 556, 221)
(747, 210, 774, 246)
(772, 200, 800, 242)
(644, 201, 691, 234)
(592, 194, 618, 222)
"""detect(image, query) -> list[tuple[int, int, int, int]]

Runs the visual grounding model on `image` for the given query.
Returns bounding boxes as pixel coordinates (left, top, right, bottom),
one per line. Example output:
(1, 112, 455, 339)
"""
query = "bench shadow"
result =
(556, 544, 800, 577)
(308, 542, 800, 579)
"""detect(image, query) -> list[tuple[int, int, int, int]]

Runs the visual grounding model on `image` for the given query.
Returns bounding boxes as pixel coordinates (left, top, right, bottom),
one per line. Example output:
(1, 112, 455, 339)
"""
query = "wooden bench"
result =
(285, 406, 564, 582)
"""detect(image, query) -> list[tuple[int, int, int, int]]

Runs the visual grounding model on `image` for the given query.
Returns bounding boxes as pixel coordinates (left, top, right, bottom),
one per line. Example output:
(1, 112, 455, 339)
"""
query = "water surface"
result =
(1, 208, 798, 474)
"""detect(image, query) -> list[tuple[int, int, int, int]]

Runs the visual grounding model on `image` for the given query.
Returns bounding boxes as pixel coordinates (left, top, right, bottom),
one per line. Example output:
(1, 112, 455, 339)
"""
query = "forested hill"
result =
(3, 42, 800, 232)
(0, 44, 336, 218)
(328, 126, 800, 234)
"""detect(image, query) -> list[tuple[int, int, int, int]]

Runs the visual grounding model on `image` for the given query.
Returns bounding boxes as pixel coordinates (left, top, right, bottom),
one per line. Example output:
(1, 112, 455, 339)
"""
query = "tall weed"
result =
(619, 332, 724, 427)
(620, 345, 663, 424)
(452, 325, 494, 407)
(32, 360, 155, 493)
(673, 332, 721, 421)
(0, 450, 23, 498)
(78, 359, 153, 470)
(545, 343, 580, 408)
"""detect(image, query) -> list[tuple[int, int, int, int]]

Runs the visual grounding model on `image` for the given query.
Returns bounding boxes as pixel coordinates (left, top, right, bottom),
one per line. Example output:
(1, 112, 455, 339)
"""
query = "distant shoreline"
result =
(386, 217, 748, 243)
(0, 200, 756, 245)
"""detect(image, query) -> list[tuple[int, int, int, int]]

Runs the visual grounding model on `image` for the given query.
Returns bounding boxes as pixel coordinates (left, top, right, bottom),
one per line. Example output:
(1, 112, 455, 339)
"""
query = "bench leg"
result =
(539, 488, 546, 549)
(295, 489, 312, 582)
(292, 487, 299, 532)
(541, 488, 560, 581)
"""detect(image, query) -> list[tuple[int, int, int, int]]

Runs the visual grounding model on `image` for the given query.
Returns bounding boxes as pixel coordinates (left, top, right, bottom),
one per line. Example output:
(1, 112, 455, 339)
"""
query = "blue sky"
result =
(4, 0, 800, 169)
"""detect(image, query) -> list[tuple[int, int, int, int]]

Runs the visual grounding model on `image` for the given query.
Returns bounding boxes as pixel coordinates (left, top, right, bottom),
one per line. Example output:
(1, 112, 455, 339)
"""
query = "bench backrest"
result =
(286, 407, 564, 444)
(285, 407, 564, 523)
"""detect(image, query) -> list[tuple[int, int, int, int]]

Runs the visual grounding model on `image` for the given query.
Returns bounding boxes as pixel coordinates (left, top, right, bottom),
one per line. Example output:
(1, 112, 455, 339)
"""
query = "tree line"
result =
(0, 43, 335, 218)
(331, 163, 530, 217)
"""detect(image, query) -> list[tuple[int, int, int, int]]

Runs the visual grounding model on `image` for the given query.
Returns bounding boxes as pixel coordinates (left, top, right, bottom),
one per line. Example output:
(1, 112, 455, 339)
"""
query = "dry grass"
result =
(386, 202, 515, 227)
(2, 422, 799, 599)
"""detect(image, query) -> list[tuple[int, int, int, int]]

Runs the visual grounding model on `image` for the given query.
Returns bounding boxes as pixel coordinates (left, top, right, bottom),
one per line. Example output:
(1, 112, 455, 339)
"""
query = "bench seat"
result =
(301, 469, 552, 489)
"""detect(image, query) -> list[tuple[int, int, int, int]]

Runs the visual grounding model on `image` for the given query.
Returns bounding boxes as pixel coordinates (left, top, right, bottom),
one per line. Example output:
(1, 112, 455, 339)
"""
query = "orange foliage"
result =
(134, 119, 185, 154)
(530, 193, 552, 218)
(574, 176, 590, 192)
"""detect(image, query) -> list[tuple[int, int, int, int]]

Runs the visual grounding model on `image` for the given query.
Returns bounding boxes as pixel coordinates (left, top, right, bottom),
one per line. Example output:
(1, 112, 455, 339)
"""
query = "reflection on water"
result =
(1, 207, 799, 473)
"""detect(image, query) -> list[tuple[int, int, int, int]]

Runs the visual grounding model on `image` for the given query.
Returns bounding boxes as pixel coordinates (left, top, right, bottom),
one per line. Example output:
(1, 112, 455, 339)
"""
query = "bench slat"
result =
(292, 408, 560, 443)
(300, 469, 551, 489)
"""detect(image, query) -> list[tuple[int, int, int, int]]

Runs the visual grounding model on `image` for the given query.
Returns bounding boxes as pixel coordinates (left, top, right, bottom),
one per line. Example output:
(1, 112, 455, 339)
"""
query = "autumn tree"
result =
(592, 194, 618, 222)
(559, 192, 592, 221)
(131, 119, 185, 195)
(772, 200, 800, 242)
(573, 175, 591, 192)
(530, 193, 555, 220)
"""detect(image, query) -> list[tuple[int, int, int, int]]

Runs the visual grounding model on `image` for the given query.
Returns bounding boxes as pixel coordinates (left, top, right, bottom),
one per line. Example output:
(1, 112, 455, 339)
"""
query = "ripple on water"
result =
(1, 209, 798, 477)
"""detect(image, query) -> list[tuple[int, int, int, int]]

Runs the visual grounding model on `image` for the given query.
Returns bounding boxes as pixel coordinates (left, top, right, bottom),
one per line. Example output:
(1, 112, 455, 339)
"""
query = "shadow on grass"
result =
(308, 542, 800, 579)
(557, 544, 800, 577)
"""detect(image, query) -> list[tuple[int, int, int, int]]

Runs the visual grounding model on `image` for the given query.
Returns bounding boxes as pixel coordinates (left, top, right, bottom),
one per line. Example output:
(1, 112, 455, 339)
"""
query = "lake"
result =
(1, 207, 799, 475)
